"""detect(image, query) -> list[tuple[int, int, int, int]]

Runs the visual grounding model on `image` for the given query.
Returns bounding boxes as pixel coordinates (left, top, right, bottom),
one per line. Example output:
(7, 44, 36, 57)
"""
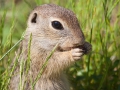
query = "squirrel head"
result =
(26, 4, 85, 51)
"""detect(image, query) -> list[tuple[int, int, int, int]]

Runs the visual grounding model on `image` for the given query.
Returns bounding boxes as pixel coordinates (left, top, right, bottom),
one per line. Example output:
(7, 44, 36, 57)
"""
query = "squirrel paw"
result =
(71, 48, 84, 61)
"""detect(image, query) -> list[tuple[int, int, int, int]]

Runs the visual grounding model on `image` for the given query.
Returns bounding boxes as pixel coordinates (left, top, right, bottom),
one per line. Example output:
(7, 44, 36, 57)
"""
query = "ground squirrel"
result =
(9, 4, 92, 90)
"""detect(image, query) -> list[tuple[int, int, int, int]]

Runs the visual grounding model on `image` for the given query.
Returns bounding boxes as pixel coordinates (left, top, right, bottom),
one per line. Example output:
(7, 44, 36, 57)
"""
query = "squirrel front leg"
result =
(45, 48, 84, 76)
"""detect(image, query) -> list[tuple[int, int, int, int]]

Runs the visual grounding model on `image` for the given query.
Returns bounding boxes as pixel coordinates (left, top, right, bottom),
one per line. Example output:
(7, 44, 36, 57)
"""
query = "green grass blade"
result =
(32, 43, 59, 90)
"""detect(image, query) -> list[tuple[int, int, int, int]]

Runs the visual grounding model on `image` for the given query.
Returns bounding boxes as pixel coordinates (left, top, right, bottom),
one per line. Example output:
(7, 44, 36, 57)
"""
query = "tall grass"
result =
(0, 0, 120, 90)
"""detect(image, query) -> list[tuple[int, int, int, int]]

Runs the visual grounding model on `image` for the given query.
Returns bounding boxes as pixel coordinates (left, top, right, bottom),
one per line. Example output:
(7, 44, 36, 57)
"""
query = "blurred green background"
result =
(0, 0, 120, 90)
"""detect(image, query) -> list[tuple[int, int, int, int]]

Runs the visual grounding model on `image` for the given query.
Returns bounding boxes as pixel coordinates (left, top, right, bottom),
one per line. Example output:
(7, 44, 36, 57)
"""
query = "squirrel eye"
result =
(52, 21, 63, 30)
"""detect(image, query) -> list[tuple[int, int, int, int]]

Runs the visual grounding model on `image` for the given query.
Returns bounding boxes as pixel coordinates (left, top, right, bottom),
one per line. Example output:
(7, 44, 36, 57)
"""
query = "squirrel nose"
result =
(71, 28, 85, 46)
(72, 36, 85, 46)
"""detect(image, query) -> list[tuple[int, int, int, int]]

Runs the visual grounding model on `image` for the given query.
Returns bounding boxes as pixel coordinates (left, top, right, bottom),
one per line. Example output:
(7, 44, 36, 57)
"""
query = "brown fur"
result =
(9, 4, 92, 90)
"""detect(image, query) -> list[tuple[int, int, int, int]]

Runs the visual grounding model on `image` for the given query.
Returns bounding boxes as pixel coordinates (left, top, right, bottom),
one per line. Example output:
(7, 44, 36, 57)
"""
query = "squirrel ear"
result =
(31, 13, 37, 23)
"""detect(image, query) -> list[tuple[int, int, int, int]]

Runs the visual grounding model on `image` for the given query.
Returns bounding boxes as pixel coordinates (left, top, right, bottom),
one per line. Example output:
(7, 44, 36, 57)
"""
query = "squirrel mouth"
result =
(57, 42, 92, 54)
(57, 46, 72, 52)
